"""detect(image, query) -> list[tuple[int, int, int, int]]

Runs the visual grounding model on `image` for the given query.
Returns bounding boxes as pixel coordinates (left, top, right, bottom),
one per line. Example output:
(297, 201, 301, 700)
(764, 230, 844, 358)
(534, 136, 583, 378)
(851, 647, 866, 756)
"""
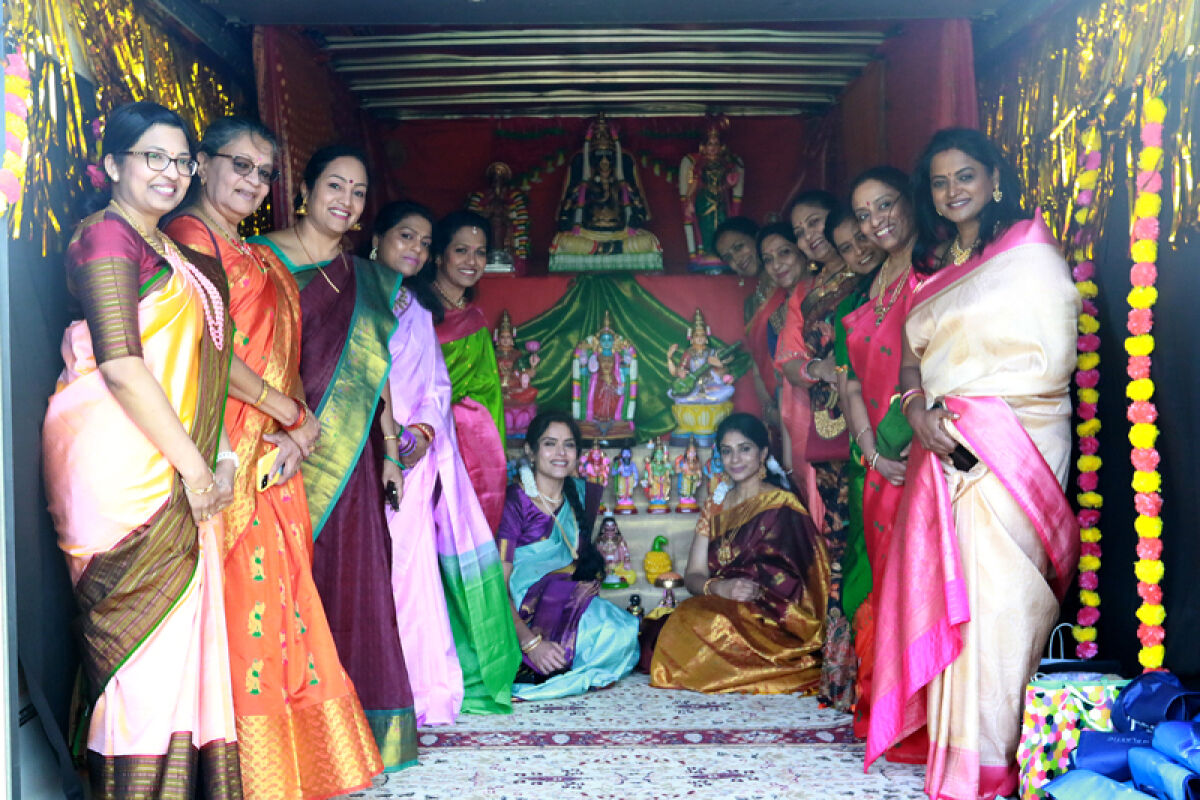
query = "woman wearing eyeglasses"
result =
(42, 101, 242, 798)
(165, 118, 382, 798)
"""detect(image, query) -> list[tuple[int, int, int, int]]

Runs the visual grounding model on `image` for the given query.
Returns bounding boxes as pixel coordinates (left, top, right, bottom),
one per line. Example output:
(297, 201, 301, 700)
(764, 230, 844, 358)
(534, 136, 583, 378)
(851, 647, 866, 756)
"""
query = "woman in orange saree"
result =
(166, 118, 380, 799)
(42, 102, 241, 799)
(650, 413, 828, 694)
(866, 129, 1079, 800)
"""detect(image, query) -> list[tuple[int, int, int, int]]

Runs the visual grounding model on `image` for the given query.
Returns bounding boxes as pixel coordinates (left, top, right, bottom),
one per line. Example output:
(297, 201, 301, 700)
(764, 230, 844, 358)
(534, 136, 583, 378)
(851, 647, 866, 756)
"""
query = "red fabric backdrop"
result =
(379, 116, 810, 274)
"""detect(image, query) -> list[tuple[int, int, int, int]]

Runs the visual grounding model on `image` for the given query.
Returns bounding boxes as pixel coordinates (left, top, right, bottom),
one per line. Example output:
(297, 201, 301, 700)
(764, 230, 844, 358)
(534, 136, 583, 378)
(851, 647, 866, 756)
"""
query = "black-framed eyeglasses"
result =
(120, 150, 199, 176)
(210, 152, 281, 184)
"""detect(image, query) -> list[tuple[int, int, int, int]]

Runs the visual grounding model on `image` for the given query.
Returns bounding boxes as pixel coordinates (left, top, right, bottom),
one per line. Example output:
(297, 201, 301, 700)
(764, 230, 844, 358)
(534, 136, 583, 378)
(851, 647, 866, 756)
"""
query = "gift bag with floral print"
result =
(1016, 676, 1128, 799)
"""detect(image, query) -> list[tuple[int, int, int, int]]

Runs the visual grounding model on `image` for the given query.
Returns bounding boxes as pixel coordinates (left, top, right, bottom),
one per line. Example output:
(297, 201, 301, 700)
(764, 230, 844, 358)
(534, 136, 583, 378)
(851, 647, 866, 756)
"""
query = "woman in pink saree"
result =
(372, 202, 520, 726)
(865, 128, 1079, 800)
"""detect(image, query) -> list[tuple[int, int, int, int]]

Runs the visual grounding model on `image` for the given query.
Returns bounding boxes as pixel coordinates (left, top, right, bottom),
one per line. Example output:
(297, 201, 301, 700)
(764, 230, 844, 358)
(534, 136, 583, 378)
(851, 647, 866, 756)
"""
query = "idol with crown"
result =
(493, 309, 540, 438)
(666, 308, 738, 446)
(642, 437, 673, 514)
(549, 112, 663, 272)
(673, 438, 704, 513)
(572, 311, 638, 441)
(679, 115, 745, 273)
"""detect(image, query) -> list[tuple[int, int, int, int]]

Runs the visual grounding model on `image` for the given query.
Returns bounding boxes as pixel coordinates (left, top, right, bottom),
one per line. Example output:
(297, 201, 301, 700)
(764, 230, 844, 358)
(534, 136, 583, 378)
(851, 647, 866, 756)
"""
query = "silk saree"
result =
(649, 489, 829, 694)
(865, 217, 1080, 800)
(169, 216, 381, 798)
(43, 211, 241, 798)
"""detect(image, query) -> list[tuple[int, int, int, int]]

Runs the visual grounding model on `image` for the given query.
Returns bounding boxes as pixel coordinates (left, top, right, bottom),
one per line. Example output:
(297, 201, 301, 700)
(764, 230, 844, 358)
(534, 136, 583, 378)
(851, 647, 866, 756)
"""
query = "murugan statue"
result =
(612, 447, 640, 514)
(572, 311, 637, 440)
(466, 161, 530, 274)
(493, 310, 540, 437)
(642, 437, 673, 514)
(549, 112, 663, 273)
(674, 438, 704, 513)
(596, 514, 636, 589)
(679, 117, 745, 273)
(704, 441, 727, 496)
(666, 308, 738, 446)
(579, 442, 612, 510)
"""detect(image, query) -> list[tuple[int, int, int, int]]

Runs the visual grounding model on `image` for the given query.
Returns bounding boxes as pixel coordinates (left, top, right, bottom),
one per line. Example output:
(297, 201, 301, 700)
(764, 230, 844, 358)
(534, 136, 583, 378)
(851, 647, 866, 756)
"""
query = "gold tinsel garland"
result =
(979, 0, 1200, 243)
(6, 0, 243, 253)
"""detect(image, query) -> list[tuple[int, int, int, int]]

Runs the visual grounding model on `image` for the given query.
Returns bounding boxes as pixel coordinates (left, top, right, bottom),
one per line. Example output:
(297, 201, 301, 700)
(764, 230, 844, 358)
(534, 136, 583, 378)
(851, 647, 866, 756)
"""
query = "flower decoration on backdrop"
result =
(1127, 94, 1167, 672)
(1070, 123, 1104, 659)
(0, 50, 32, 218)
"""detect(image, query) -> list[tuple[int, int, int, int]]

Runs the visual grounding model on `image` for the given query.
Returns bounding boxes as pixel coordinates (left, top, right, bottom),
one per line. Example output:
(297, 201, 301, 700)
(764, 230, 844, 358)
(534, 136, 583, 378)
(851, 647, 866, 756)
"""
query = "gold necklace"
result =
(872, 258, 911, 325)
(948, 235, 977, 266)
(292, 227, 342, 294)
(109, 201, 167, 257)
(433, 280, 467, 309)
(194, 207, 267, 274)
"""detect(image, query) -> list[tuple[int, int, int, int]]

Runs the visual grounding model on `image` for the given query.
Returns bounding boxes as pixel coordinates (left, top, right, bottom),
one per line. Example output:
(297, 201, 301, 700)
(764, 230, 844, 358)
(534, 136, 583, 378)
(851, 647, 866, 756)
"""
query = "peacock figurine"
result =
(643, 535, 674, 586)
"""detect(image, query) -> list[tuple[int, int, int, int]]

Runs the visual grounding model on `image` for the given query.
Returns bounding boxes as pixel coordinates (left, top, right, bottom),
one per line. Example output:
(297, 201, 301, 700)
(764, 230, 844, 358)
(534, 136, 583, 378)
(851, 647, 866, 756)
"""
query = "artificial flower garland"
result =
(0, 51, 32, 218)
(1127, 95, 1167, 671)
(1070, 123, 1104, 659)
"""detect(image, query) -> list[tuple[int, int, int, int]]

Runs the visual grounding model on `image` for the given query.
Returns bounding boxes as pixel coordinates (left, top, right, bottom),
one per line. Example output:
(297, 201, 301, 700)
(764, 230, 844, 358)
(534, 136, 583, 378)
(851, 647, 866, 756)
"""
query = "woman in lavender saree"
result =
(866, 129, 1079, 800)
(373, 202, 520, 725)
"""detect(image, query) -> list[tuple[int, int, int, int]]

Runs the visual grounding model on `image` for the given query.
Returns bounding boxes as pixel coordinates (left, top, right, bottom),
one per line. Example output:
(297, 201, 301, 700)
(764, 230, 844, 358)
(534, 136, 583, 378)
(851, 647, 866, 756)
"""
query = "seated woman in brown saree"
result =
(650, 412, 829, 694)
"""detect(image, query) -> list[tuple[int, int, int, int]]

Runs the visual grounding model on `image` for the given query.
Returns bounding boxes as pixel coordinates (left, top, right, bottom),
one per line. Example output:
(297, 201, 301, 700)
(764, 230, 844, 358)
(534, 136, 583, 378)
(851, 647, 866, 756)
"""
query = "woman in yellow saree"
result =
(166, 117, 381, 799)
(866, 129, 1079, 800)
(42, 102, 242, 798)
(651, 412, 829, 694)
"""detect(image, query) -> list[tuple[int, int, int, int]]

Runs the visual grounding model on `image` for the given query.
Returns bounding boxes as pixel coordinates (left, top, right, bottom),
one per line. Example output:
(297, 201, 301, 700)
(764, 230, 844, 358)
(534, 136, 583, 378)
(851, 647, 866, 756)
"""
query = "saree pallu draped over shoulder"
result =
(649, 490, 829, 694)
(865, 217, 1080, 800)
(43, 213, 241, 799)
(169, 217, 381, 799)
(250, 237, 418, 772)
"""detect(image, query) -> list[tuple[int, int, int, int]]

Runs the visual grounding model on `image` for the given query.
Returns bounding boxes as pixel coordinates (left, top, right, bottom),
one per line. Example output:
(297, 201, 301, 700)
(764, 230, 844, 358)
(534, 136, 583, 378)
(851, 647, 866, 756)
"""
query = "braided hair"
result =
(524, 410, 605, 582)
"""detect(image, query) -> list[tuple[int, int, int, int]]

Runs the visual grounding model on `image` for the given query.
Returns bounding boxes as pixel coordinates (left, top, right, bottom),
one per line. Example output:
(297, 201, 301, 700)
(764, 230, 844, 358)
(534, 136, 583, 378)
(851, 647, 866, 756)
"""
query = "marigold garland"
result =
(1128, 95, 1167, 671)
(0, 51, 32, 218)
(1070, 124, 1105, 659)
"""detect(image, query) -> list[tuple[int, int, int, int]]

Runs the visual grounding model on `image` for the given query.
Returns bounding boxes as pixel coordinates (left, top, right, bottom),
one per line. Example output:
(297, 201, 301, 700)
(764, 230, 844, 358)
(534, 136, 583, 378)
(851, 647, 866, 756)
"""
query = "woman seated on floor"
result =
(650, 412, 829, 694)
(497, 410, 640, 701)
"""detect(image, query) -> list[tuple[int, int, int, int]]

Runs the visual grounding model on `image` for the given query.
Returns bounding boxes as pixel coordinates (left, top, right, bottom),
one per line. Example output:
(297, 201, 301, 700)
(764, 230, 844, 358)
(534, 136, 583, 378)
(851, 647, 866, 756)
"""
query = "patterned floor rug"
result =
(348, 674, 928, 800)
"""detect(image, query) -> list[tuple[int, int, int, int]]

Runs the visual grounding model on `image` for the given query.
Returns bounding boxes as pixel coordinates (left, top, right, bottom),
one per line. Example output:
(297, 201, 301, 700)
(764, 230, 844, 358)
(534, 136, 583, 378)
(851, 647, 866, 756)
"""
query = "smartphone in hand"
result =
(385, 480, 400, 511)
(256, 448, 281, 492)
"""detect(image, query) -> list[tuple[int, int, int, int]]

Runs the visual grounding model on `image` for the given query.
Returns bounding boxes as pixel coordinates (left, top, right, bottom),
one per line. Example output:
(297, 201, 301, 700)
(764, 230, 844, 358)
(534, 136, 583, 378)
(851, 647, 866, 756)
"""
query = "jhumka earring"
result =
(295, 196, 308, 216)
(992, 186, 1003, 202)
(756, 464, 767, 480)
(369, 246, 378, 261)
(351, 222, 363, 231)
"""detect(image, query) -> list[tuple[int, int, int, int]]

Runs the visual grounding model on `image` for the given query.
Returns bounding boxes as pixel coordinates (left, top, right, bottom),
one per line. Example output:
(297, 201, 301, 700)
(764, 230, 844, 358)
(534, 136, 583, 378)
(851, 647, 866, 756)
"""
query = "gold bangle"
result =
(383, 434, 399, 441)
(703, 577, 718, 595)
(520, 634, 543, 654)
(182, 473, 216, 494)
(253, 379, 270, 408)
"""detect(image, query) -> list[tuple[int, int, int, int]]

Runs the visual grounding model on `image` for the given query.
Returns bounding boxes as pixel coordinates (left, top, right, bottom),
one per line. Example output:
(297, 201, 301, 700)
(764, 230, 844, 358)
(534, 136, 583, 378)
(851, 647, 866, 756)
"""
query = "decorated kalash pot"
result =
(579, 442, 612, 511)
(596, 513, 637, 589)
(572, 311, 637, 442)
(673, 437, 704, 513)
(666, 308, 738, 447)
(611, 447, 640, 514)
(493, 310, 540, 440)
(641, 437, 673, 514)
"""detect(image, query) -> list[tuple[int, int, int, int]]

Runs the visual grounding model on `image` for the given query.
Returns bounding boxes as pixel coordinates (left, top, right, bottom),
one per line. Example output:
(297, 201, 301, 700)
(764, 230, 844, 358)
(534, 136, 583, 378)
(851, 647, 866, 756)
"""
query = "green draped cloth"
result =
(833, 289, 871, 626)
(515, 274, 751, 441)
(439, 313, 506, 442)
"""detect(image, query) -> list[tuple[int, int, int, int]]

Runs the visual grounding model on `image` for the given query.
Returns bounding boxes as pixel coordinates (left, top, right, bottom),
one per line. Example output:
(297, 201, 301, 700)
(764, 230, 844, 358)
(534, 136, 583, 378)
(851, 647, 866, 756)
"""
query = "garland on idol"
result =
(1127, 95, 1167, 672)
(1069, 123, 1104, 659)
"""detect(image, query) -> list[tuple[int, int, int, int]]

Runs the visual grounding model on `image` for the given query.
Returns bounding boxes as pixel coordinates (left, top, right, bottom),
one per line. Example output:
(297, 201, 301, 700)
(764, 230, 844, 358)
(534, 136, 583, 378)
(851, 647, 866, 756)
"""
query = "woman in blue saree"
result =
(497, 410, 639, 700)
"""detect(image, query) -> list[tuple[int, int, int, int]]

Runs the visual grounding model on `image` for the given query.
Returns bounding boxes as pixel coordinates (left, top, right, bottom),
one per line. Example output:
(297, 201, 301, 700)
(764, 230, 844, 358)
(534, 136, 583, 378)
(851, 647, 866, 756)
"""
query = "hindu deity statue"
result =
(579, 442, 612, 510)
(571, 311, 638, 441)
(493, 309, 540, 437)
(549, 112, 663, 273)
(674, 438, 704, 513)
(666, 308, 738, 446)
(703, 441, 727, 496)
(466, 161, 530, 274)
(612, 447, 640, 514)
(642, 437, 673, 514)
(596, 514, 636, 589)
(679, 116, 745, 273)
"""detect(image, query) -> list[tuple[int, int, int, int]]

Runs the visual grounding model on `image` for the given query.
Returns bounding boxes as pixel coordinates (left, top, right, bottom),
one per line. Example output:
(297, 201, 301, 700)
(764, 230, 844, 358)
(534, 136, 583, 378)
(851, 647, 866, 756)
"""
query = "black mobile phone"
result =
(385, 480, 400, 511)
(931, 401, 979, 472)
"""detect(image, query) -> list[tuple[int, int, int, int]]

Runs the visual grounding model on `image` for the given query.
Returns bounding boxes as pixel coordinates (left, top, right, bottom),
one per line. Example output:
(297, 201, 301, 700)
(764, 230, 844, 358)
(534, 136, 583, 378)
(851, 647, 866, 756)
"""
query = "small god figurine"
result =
(679, 116, 745, 273)
(703, 441, 727, 496)
(596, 514, 636, 589)
(666, 308, 738, 446)
(612, 447, 640, 514)
(641, 437, 673, 514)
(571, 311, 638, 440)
(626, 594, 645, 619)
(673, 438, 703, 513)
(493, 310, 540, 437)
(579, 443, 612, 510)
(466, 161, 530, 273)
